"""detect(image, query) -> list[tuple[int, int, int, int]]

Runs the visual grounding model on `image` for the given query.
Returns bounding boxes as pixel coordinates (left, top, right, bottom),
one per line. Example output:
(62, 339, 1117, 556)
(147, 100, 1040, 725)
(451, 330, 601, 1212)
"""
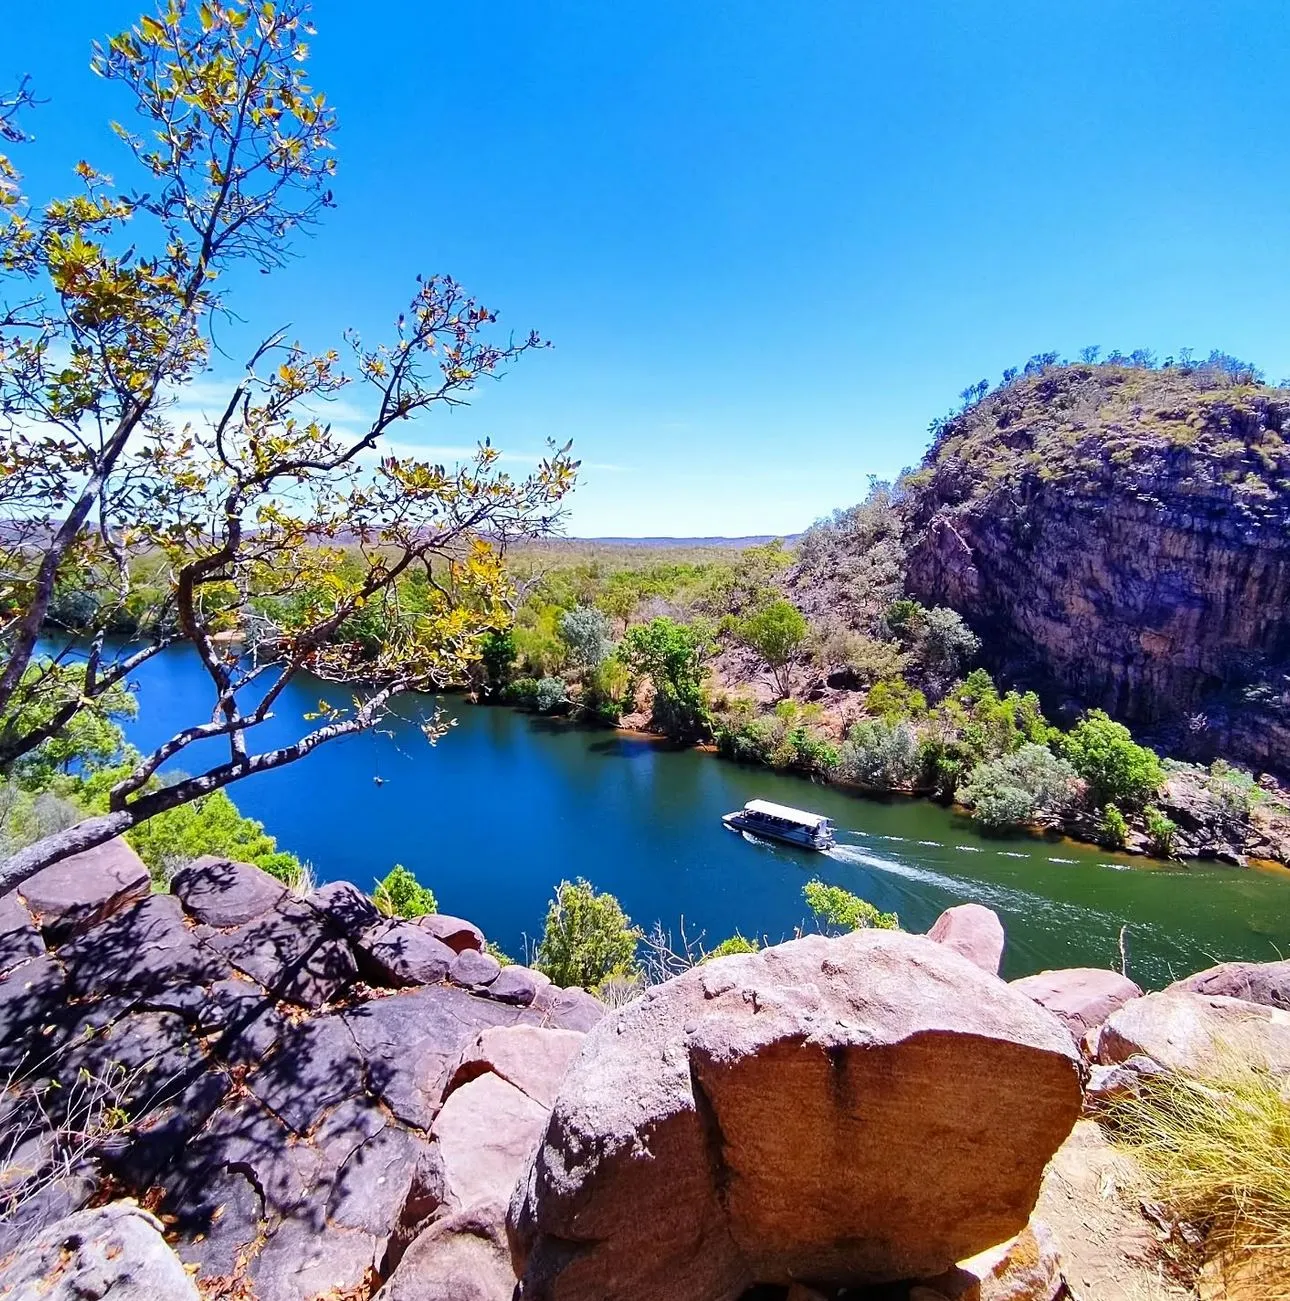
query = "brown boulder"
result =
(171, 856, 288, 927)
(1096, 990, 1290, 1076)
(17, 838, 150, 943)
(449, 1025, 585, 1109)
(375, 1199, 515, 1301)
(926, 903, 1006, 975)
(1166, 958, 1290, 1010)
(356, 918, 457, 987)
(1009, 968, 1142, 1039)
(420, 913, 486, 953)
(509, 930, 1082, 1300)
(924, 1219, 1064, 1300)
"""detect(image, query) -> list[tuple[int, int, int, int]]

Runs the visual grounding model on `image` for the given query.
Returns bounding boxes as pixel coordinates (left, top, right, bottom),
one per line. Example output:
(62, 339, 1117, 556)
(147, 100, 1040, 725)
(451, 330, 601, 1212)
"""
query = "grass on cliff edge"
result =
(1110, 1063, 1290, 1291)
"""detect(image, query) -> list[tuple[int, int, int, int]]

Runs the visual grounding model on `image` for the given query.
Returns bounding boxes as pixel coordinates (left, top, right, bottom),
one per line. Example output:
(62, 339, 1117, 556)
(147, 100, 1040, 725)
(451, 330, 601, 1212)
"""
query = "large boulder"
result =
(420, 913, 486, 953)
(376, 1199, 516, 1301)
(355, 917, 457, 986)
(509, 930, 1083, 1300)
(450, 1025, 586, 1109)
(1096, 991, 1290, 1076)
(921, 1219, 1065, 1301)
(0, 1202, 200, 1300)
(1010, 968, 1143, 1040)
(16, 839, 150, 943)
(0, 891, 44, 975)
(1166, 958, 1290, 1011)
(926, 903, 1006, 975)
(171, 855, 288, 926)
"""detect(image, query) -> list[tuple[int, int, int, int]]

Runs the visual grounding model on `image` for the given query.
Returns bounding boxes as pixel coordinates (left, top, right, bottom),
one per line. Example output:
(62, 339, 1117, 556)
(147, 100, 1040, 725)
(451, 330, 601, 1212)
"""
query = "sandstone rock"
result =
(1167, 958, 1290, 1010)
(16, 838, 150, 943)
(540, 984, 605, 1031)
(306, 878, 380, 937)
(0, 1202, 199, 1300)
(248, 1012, 366, 1134)
(376, 1199, 516, 1301)
(451, 947, 501, 989)
(0, 951, 65, 1076)
(488, 964, 551, 1006)
(927, 903, 1006, 975)
(449, 1025, 585, 1109)
(924, 1219, 1065, 1301)
(171, 855, 288, 926)
(0, 891, 43, 975)
(356, 917, 456, 986)
(1010, 968, 1143, 1039)
(1081, 1056, 1164, 1115)
(510, 930, 1082, 1300)
(205, 895, 356, 1006)
(420, 912, 485, 953)
(1096, 990, 1290, 1076)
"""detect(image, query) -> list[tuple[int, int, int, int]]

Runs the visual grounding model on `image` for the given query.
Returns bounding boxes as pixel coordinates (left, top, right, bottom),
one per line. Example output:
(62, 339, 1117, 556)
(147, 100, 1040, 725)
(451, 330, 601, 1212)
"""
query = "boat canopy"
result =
(743, 799, 832, 829)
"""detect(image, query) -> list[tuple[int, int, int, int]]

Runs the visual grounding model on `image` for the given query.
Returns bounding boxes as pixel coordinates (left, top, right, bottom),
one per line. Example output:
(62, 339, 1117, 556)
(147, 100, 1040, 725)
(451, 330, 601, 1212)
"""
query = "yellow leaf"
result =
(140, 14, 166, 41)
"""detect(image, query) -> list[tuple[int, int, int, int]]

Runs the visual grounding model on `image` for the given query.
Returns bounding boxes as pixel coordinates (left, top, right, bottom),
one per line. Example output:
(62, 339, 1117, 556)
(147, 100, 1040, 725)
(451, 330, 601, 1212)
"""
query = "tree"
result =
(559, 605, 613, 671)
(735, 599, 807, 697)
(0, 3, 576, 889)
(956, 743, 1078, 830)
(372, 864, 437, 919)
(533, 878, 642, 990)
(477, 629, 517, 699)
(802, 879, 898, 932)
(837, 718, 925, 789)
(1062, 711, 1164, 810)
(618, 617, 711, 741)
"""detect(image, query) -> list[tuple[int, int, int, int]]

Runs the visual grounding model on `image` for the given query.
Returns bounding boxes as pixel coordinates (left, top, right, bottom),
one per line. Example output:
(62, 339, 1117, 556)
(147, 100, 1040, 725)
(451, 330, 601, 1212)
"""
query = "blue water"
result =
(112, 643, 1290, 988)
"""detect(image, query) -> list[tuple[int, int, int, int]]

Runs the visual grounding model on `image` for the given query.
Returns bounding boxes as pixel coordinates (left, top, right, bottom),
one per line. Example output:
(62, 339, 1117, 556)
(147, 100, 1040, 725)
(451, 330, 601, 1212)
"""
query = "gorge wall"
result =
(901, 363, 1290, 773)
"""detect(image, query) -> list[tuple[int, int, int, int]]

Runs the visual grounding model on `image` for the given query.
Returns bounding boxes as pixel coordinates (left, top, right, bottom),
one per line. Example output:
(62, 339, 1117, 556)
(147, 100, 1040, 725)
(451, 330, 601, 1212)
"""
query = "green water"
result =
(117, 644, 1290, 988)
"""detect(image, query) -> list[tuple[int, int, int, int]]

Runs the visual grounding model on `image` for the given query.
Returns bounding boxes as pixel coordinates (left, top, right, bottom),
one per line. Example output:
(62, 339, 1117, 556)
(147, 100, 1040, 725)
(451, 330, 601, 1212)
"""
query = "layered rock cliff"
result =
(901, 363, 1290, 772)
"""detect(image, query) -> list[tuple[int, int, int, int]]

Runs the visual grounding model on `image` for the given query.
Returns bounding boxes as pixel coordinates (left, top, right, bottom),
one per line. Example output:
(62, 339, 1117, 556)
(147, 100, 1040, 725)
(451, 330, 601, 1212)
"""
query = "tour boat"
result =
(721, 799, 836, 851)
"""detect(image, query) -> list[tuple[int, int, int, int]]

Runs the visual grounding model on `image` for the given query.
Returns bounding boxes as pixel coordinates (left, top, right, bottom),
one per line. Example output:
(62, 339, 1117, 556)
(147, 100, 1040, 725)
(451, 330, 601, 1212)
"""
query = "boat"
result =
(721, 799, 836, 851)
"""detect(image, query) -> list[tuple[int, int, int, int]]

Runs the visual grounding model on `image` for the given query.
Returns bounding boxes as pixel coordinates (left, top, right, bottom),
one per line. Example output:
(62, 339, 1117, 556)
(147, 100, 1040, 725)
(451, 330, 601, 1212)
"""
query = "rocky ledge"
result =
(3, 851, 1289, 1300)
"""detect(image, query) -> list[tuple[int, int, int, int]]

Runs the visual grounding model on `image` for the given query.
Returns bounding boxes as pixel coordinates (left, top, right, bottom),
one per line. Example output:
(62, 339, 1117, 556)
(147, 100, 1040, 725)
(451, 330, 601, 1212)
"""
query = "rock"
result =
(1096, 990, 1290, 1076)
(923, 1219, 1065, 1300)
(205, 895, 356, 1007)
(196, 977, 288, 1065)
(16, 838, 150, 943)
(927, 903, 1006, 975)
(1081, 1056, 1164, 1114)
(450, 1025, 585, 1110)
(1167, 958, 1290, 1010)
(451, 947, 501, 989)
(541, 984, 606, 1032)
(376, 1199, 516, 1301)
(355, 917, 457, 986)
(1009, 968, 1143, 1039)
(60, 893, 228, 1003)
(171, 855, 288, 926)
(509, 929, 1082, 1300)
(0, 1202, 200, 1300)
(0, 891, 43, 975)
(306, 879, 380, 937)
(0, 951, 65, 1076)
(488, 964, 551, 1006)
(62, 1009, 206, 1116)
(420, 912, 485, 953)
(248, 1012, 366, 1134)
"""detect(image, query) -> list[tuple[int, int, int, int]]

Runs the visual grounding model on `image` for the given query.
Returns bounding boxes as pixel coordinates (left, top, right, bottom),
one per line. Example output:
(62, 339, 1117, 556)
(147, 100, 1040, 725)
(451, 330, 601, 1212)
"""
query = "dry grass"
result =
(1110, 1063, 1290, 1294)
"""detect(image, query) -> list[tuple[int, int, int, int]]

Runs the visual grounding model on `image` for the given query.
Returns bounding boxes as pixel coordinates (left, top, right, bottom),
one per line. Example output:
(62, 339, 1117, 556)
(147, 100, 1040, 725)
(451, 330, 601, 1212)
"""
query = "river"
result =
(115, 644, 1290, 988)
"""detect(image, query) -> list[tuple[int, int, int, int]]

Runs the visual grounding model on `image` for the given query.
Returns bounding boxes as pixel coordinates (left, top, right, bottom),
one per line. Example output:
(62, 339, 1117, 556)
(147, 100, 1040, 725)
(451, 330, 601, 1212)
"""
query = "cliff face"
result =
(902, 364, 1290, 772)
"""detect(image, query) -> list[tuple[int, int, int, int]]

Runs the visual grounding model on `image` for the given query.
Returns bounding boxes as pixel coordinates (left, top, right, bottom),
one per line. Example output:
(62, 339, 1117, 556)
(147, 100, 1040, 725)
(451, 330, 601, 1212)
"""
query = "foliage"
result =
(559, 605, 614, 671)
(956, 743, 1079, 830)
(713, 698, 838, 777)
(0, 0, 576, 883)
(1144, 805, 1178, 857)
(803, 879, 899, 932)
(126, 790, 304, 886)
(1098, 803, 1128, 848)
(0, 781, 83, 859)
(533, 878, 643, 990)
(372, 864, 437, 919)
(865, 678, 928, 722)
(704, 933, 760, 959)
(886, 602, 980, 684)
(1062, 711, 1164, 809)
(619, 617, 711, 740)
(837, 718, 925, 790)
(1206, 759, 1260, 837)
(477, 629, 517, 699)
(1111, 1065, 1290, 1279)
(533, 677, 568, 713)
(735, 599, 807, 697)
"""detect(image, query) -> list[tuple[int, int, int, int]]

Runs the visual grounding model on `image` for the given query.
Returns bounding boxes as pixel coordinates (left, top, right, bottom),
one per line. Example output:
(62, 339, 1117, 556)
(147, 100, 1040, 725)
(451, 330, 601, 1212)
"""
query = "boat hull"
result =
(722, 814, 833, 851)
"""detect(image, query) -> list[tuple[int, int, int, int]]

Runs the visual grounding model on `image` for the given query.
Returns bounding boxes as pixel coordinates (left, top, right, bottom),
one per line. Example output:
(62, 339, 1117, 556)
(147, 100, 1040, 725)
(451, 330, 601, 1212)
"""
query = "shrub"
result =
(372, 864, 438, 918)
(803, 879, 899, 932)
(534, 878, 643, 989)
(735, 599, 808, 696)
(837, 719, 925, 789)
(956, 743, 1078, 830)
(1144, 805, 1178, 857)
(532, 676, 568, 713)
(559, 605, 614, 671)
(477, 628, 516, 697)
(619, 617, 711, 741)
(713, 700, 839, 777)
(865, 678, 927, 722)
(502, 676, 541, 708)
(1099, 803, 1128, 848)
(704, 933, 760, 959)
(1206, 759, 1259, 837)
(1062, 710, 1164, 808)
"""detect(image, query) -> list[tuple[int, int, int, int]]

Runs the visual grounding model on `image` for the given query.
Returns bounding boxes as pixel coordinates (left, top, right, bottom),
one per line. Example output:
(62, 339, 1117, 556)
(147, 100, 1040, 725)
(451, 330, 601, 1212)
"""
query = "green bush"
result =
(714, 699, 839, 777)
(837, 718, 924, 789)
(956, 743, 1078, 830)
(803, 879, 899, 932)
(372, 864, 438, 918)
(619, 617, 711, 741)
(534, 878, 643, 989)
(1099, 803, 1129, 848)
(1062, 710, 1164, 809)
(735, 599, 808, 696)
(704, 933, 760, 959)
(1144, 805, 1178, 857)
(532, 676, 568, 713)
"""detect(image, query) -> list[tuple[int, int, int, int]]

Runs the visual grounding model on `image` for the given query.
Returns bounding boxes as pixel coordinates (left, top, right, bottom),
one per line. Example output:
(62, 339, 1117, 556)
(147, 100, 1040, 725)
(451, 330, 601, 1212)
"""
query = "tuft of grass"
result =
(1110, 1063, 1290, 1291)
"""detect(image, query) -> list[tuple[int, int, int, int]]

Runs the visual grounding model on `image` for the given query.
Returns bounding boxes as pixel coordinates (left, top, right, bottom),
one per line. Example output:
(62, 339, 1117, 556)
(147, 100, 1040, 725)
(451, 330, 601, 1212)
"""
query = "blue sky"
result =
(7, 1, 1290, 536)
